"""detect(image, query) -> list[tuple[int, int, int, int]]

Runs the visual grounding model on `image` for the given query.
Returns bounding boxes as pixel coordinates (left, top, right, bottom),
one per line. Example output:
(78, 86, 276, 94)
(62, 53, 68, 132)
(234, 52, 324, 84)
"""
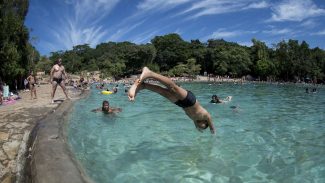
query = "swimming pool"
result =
(68, 83, 325, 183)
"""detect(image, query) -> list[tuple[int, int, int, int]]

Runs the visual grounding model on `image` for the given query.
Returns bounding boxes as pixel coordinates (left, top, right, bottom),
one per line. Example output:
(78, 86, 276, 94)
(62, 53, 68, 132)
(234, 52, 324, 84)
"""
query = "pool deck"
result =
(0, 84, 92, 183)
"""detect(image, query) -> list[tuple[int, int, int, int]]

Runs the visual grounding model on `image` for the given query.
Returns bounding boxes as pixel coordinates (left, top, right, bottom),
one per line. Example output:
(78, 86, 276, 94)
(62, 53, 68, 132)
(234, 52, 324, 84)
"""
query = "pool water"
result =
(68, 83, 325, 183)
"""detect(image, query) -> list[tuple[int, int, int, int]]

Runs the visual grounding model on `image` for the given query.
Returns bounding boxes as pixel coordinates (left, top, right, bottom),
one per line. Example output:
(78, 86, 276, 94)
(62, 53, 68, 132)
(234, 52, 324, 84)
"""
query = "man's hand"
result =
(207, 115, 215, 134)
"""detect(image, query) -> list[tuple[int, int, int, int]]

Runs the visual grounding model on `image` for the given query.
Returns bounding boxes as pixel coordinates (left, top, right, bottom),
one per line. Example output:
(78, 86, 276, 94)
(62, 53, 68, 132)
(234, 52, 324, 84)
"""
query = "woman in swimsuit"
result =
(128, 67, 215, 134)
(27, 71, 37, 99)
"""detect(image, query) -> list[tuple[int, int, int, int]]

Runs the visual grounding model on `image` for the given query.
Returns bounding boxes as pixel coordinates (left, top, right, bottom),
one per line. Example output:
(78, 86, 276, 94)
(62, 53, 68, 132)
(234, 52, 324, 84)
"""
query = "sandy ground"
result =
(0, 84, 80, 183)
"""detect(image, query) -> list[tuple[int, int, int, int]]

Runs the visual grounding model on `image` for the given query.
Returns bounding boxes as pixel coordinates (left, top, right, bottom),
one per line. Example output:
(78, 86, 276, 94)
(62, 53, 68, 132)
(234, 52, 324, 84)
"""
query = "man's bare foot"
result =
(128, 79, 142, 101)
(139, 67, 151, 83)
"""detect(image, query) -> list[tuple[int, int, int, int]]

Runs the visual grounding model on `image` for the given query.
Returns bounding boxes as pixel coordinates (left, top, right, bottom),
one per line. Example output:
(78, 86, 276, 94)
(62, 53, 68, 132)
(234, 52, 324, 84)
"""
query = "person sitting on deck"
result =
(128, 67, 215, 134)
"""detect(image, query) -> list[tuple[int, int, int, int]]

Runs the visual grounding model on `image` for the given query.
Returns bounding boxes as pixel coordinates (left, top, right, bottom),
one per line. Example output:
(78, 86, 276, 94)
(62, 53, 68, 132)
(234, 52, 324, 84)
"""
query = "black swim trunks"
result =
(53, 78, 63, 84)
(175, 90, 196, 108)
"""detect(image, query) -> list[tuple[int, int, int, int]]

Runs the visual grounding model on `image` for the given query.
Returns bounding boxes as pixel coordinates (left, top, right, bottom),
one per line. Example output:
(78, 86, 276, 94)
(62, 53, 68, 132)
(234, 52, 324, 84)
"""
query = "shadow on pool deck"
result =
(25, 91, 94, 183)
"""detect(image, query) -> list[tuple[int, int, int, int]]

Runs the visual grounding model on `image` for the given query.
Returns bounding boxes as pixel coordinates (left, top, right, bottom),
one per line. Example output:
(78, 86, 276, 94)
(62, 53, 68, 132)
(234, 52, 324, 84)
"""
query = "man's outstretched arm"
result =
(207, 114, 215, 134)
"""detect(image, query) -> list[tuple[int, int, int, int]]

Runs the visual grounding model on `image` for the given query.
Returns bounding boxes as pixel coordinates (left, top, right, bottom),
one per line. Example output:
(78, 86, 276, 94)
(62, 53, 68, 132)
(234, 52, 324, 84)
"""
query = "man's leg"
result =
(139, 67, 187, 99)
(29, 85, 33, 99)
(129, 80, 177, 102)
(59, 82, 70, 99)
(51, 82, 58, 103)
(34, 87, 37, 99)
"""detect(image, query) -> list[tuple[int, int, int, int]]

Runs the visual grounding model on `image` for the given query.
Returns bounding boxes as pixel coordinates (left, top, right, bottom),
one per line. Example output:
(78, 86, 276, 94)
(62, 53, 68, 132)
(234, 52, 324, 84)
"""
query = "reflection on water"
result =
(68, 83, 325, 183)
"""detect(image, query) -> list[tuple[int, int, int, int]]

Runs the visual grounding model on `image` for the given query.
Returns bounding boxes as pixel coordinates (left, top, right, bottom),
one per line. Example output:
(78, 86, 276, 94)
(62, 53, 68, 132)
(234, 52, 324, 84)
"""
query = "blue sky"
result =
(25, 0, 325, 55)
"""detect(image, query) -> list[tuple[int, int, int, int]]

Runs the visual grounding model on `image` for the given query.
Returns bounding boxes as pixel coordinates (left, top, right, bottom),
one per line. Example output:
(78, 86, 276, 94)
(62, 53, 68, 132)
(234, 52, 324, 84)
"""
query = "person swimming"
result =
(210, 95, 221, 103)
(210, 95, 232, 103)
(92, 100, 122, 114)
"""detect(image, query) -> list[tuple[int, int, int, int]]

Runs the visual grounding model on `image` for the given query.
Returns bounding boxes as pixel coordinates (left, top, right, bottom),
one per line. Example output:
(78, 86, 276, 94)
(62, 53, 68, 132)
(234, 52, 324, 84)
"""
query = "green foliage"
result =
(35, 56, 52, 74)
(0, 0, 32, 88)
(46, 35, 325, 83)
(272, 39, 325, 82)
(146, 63, 160, 73)
(255, 60, 274, 79)
(168, 58, 201, 77)
(151, 34, 190, 70)
(207, 41, 252, 77)
(189, 39, 207, 74)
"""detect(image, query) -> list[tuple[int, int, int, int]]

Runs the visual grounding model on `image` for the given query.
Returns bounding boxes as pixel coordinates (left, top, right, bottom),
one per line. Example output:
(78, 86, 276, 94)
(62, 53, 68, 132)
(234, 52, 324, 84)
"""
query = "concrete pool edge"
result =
(25, 90, 94, 183)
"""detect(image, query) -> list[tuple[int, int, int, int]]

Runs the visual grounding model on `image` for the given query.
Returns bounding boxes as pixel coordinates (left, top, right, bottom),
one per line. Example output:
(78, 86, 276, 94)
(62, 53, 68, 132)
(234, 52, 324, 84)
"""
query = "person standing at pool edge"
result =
(128, 67, 215, 134)
(50, 58, 70, 103)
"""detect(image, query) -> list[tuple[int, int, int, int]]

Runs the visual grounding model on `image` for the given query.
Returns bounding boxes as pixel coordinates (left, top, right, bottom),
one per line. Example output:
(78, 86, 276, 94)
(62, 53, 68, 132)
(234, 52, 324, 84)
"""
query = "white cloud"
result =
(269, 0, 325, 22)
(243, 1, 269, 9)
(181, 0, 269, 19)
(40, 41, 57, 53)
(74, 0, 120, 25)
(208, 29, 257, 39)
(211, 30, 241, 38)
(312, 30, 325, 36)
(263, 28, 292, 35)
(137, 0, 191, 12)
(300, 19, 317, 28)
(237, 41, 253, 47)
(50, 0, 120, 50)
(174, 28, 183, 35)
(108, 20, 145, 41)
(131, 30, 159, 44)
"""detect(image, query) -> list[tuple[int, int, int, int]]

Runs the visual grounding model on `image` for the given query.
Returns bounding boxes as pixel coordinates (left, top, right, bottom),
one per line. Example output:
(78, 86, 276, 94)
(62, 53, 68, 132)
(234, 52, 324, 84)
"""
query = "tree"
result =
(35, 56, 52, 74)
(0, 0, 31, 88)
(206, 41, 251, 77)
(151, 33, 190, 71)
(189, 39, 207, 74)
(251, 38, 274, 80)
(168, 58, 201, 77)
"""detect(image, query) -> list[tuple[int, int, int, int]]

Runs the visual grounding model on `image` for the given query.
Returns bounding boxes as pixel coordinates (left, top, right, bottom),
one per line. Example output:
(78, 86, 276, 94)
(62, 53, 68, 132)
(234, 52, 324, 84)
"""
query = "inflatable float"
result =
(101, 90, 113, 95)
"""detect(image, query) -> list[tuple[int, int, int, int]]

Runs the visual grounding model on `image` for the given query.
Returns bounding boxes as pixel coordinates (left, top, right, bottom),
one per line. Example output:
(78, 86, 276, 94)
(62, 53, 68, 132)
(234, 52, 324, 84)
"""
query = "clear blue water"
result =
(68, 83, 325, 183)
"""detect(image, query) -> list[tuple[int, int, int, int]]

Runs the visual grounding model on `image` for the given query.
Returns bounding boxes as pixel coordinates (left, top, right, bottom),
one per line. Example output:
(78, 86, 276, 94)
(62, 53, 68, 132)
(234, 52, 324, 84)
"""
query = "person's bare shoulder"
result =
(112, 108, 122, 113)
(91, 108, 101, 112)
